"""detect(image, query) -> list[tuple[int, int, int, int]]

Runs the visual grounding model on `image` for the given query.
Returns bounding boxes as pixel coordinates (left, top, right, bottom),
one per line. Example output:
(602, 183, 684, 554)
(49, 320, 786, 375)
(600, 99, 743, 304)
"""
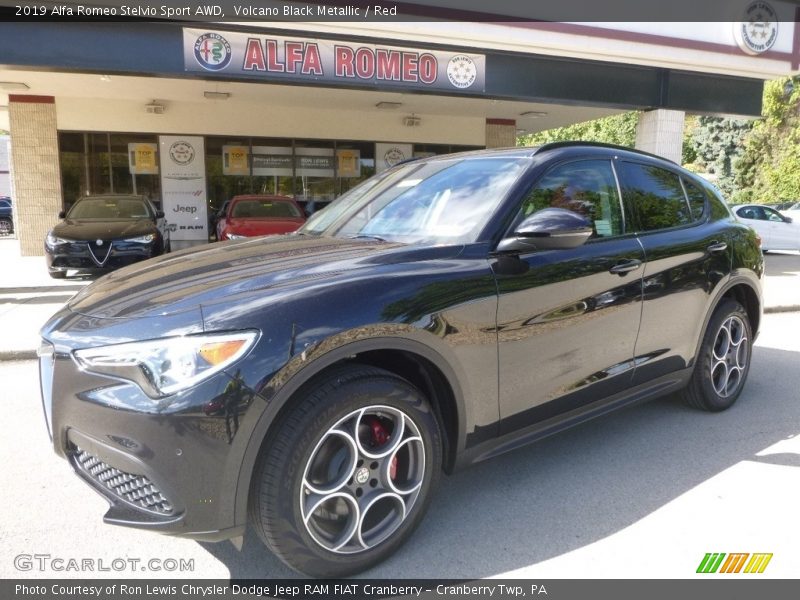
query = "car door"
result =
(617, 161, 732, 384)
(494, 158, 645, 434)
(734, 205, 771, 248)
(763, 206, 798, 250)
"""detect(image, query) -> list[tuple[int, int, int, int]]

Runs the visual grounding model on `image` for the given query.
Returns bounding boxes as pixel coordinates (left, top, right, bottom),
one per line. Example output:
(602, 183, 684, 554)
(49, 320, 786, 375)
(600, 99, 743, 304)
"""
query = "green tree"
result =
(688, 116, 752, 200)
(517, 112, 639, 148)
(735, 76, 800, 203)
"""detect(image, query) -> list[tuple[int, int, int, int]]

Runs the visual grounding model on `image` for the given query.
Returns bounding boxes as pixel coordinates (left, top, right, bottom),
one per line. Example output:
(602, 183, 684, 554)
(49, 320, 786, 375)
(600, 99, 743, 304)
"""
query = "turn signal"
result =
(199, 340, 247, 366)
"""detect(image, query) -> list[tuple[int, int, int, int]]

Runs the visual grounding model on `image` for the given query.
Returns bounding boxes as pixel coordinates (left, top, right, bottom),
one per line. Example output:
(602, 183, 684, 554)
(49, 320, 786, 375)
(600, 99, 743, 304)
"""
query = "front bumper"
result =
(38, 310, 259, 541)
(45, 240, 159, 272)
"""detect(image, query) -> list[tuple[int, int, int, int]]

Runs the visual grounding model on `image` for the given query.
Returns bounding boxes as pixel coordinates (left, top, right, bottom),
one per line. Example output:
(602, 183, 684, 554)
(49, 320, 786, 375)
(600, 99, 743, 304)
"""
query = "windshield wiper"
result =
(347, 234, 388, 242)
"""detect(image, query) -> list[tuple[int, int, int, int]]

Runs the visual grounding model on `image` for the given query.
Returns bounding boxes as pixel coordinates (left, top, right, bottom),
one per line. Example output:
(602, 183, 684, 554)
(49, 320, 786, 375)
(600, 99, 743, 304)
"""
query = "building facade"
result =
(1, 7, 798, 254)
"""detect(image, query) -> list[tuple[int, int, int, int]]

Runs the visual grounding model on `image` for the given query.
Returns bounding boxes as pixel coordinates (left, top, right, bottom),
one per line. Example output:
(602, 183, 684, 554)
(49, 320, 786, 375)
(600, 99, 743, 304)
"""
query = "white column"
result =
(635, 109, 685, 164)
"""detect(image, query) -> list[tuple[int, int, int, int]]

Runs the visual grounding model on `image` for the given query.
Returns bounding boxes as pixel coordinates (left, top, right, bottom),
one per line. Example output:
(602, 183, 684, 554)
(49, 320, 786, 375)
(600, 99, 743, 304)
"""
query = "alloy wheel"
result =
(710, 315, 749, 398)
(300, 405, 426, 554)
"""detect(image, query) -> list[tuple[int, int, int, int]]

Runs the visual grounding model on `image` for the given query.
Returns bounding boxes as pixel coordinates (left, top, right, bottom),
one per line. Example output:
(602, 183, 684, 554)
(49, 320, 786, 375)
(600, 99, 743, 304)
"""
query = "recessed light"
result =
(376, 101, 402, 109)
(0, 82, 30, 91)
(204, 91, 230, 100)
(519, 111, 548, 118)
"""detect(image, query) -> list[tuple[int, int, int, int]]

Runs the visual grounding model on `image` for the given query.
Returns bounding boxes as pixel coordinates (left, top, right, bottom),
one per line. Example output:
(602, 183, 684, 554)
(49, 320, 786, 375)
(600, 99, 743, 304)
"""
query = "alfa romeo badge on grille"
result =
(96, 239, 103, 246)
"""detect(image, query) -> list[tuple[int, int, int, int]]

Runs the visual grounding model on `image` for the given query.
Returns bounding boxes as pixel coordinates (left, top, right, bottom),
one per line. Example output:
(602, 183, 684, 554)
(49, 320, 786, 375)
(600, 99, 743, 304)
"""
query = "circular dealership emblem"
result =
(354, 467, 370, 485)
(169, 141, 195, 166)
(383, 146, 407, 168)
(446, 55, 478, 89)
(734, 1, 778, 55)
(193, 32, 232, 71)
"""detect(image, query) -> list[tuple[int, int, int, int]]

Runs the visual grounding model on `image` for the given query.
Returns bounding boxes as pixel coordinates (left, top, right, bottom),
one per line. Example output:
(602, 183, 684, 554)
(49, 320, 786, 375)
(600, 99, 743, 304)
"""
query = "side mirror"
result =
(785, 216, 793, 223)
(156, 210, 165, 219)
(497, 208, 593, 252)
(58, 210, 66, 219)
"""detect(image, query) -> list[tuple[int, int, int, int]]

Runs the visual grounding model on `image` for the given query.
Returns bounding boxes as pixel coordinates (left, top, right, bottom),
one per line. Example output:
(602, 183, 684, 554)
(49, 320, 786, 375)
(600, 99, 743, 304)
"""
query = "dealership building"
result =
(1, 4, 799, 255)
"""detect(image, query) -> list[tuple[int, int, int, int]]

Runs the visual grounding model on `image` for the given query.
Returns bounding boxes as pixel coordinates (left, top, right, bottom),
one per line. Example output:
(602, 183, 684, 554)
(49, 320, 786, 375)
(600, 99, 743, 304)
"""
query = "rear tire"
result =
(249, 365, 442, 577)
(682, 299, 752, 411)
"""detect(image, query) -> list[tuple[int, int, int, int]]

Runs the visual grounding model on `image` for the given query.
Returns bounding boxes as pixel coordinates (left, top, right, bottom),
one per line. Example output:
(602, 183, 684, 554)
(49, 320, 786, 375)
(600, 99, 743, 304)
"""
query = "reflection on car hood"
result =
(52, 219, 157, 240)
(68, 235, 462, 319)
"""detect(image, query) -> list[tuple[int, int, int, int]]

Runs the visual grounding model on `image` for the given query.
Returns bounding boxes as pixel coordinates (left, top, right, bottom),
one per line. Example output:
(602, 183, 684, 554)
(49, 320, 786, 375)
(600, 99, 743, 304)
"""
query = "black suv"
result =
(0, 196, 12, 235)
(39, 143, 762, 576)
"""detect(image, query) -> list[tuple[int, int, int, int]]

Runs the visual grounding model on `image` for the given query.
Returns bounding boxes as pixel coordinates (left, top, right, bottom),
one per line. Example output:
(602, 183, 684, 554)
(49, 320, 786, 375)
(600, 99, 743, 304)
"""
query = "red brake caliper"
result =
(368, 417, 397, 480)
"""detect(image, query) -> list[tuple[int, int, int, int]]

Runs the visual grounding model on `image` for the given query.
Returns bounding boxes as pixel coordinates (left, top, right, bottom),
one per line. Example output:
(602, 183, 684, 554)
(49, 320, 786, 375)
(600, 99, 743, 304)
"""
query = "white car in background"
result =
(733, 203, 800, 252)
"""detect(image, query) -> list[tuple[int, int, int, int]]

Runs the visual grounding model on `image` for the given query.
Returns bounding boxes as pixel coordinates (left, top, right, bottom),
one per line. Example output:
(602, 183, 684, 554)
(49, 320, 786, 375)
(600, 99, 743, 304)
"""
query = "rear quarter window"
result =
(619, 162, 692, 231)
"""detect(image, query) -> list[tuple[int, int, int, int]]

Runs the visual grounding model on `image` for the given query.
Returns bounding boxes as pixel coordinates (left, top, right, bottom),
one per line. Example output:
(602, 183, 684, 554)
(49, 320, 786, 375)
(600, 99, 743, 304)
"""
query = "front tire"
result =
(682, 299, 752, 411)
(249, 365, 442, 577)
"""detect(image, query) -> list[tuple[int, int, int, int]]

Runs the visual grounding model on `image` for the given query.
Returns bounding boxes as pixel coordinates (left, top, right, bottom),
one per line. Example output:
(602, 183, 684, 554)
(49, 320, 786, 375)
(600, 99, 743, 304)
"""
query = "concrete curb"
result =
(764, 305, 800, 314)
(0, 350, 38, 362)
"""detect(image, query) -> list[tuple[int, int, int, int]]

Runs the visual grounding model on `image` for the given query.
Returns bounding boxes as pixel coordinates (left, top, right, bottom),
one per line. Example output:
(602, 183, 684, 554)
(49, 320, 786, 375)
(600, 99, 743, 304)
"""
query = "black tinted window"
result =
(519, 160, 623, 238)
(682, 179, 706, 221)
(621, 162, 692, 231)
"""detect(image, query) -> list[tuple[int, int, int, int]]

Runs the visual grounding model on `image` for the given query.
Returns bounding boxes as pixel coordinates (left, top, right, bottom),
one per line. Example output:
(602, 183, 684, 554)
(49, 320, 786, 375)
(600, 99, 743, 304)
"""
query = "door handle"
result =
(707, 241, 728, 254)
(609, 259, 642, 275)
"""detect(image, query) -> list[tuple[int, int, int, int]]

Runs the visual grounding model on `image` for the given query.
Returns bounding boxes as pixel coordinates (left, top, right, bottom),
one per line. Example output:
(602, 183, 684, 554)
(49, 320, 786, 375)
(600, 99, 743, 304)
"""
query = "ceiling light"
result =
(145, 101, 165, 114)
(0, 82, 30, 91)
(403, 114, 421, 127)
(519, 111, 548, 118)
(376, 101, 402, 109)
(100, 75, 112, 82)
(204, 91, 230, 100)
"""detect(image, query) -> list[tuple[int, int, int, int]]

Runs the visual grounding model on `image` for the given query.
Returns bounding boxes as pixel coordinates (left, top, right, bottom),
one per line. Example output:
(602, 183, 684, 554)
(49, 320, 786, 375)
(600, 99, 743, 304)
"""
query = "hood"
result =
(52, 218, 157, 240)
(68, 234, 463, 319)
(226, 217, 305, 237)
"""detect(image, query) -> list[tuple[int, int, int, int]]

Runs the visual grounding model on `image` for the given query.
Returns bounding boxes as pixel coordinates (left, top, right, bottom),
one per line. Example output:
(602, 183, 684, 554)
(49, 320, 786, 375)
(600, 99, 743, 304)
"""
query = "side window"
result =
(682, 178, 706, 221)
(738, 206, 766, 220)
(620, 162, 692, 231)
(764, 207, 786, 222)
(518, 160, 623, 238)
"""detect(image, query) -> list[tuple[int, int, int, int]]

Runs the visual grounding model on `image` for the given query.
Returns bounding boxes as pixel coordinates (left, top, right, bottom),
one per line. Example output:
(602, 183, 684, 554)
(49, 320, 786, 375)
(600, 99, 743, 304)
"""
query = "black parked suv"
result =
(0, 196, 12, 235)
(39, 143, 762, 576)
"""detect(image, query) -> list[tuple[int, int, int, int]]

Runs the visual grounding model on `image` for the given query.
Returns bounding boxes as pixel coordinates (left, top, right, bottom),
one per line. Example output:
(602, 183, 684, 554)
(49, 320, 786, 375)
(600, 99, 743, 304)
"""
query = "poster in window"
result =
(337, 149, 361, 178)
(296, 147, 335, 177)
(251, 146, 294, 177)
(223, 145, 249, 175)
(128, 143, 158, 175)
(376, 143, 413, 173)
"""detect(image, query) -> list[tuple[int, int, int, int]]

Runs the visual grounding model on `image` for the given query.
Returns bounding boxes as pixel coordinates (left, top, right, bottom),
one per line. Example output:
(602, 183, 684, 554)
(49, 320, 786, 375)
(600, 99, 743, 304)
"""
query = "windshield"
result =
(231, 198, 301, 219)
(68, 197, 152, 220)
(299, 157, 529, 244)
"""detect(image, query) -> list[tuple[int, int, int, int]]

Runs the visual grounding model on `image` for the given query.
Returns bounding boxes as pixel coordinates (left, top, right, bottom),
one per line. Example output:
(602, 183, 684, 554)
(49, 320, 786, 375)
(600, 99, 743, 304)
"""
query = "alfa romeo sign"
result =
(183, 28, 485, 93)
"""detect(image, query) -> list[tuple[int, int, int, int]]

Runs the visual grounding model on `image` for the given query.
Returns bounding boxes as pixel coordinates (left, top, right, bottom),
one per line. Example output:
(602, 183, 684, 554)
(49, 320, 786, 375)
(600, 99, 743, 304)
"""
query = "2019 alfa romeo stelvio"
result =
(39, 143, 763, 577)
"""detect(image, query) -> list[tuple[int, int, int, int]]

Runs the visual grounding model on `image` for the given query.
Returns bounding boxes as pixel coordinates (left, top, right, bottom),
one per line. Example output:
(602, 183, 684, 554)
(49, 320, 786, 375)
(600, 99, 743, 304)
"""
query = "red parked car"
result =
(217, 195, 306, 240)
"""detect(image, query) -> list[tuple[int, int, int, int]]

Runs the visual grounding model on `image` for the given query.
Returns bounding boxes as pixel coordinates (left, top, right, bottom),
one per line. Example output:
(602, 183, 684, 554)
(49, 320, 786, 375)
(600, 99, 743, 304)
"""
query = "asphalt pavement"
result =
(1, 312, 799, 579)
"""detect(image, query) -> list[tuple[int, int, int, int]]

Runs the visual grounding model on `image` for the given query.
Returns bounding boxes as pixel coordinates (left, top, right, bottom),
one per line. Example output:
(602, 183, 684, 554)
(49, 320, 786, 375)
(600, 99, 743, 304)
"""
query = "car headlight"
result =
(73, 331, 258, 398)
(123, 234, 155, 243)
(226, 233, 247, 240)
(45, 232, 70, 247)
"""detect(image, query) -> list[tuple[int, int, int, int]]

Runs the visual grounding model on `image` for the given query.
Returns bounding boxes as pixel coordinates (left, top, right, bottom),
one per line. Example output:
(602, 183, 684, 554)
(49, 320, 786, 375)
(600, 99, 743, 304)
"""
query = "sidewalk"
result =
(0, 238, 798, 361)
(0, 238, 92, 360)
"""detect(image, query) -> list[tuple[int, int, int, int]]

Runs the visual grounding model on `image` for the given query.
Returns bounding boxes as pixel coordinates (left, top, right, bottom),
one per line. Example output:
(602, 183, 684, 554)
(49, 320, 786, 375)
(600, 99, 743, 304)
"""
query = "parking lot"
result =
(0, 238, 797, 579)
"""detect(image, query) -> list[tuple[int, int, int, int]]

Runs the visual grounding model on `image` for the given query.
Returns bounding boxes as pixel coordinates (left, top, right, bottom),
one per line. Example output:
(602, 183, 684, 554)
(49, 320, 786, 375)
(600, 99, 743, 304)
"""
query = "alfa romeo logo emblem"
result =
(193, 32, 232, 71)
(95, 239, 103, 246)
(446, 55, 478, 89)
(735, 1, 778, 55)
(169, 141, 195, 166)
(355, 467, 370, 485)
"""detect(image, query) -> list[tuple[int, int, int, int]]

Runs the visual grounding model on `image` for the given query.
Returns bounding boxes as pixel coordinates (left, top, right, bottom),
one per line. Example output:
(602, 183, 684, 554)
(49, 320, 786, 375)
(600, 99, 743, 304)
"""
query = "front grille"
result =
(73, 447, 173, 515)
